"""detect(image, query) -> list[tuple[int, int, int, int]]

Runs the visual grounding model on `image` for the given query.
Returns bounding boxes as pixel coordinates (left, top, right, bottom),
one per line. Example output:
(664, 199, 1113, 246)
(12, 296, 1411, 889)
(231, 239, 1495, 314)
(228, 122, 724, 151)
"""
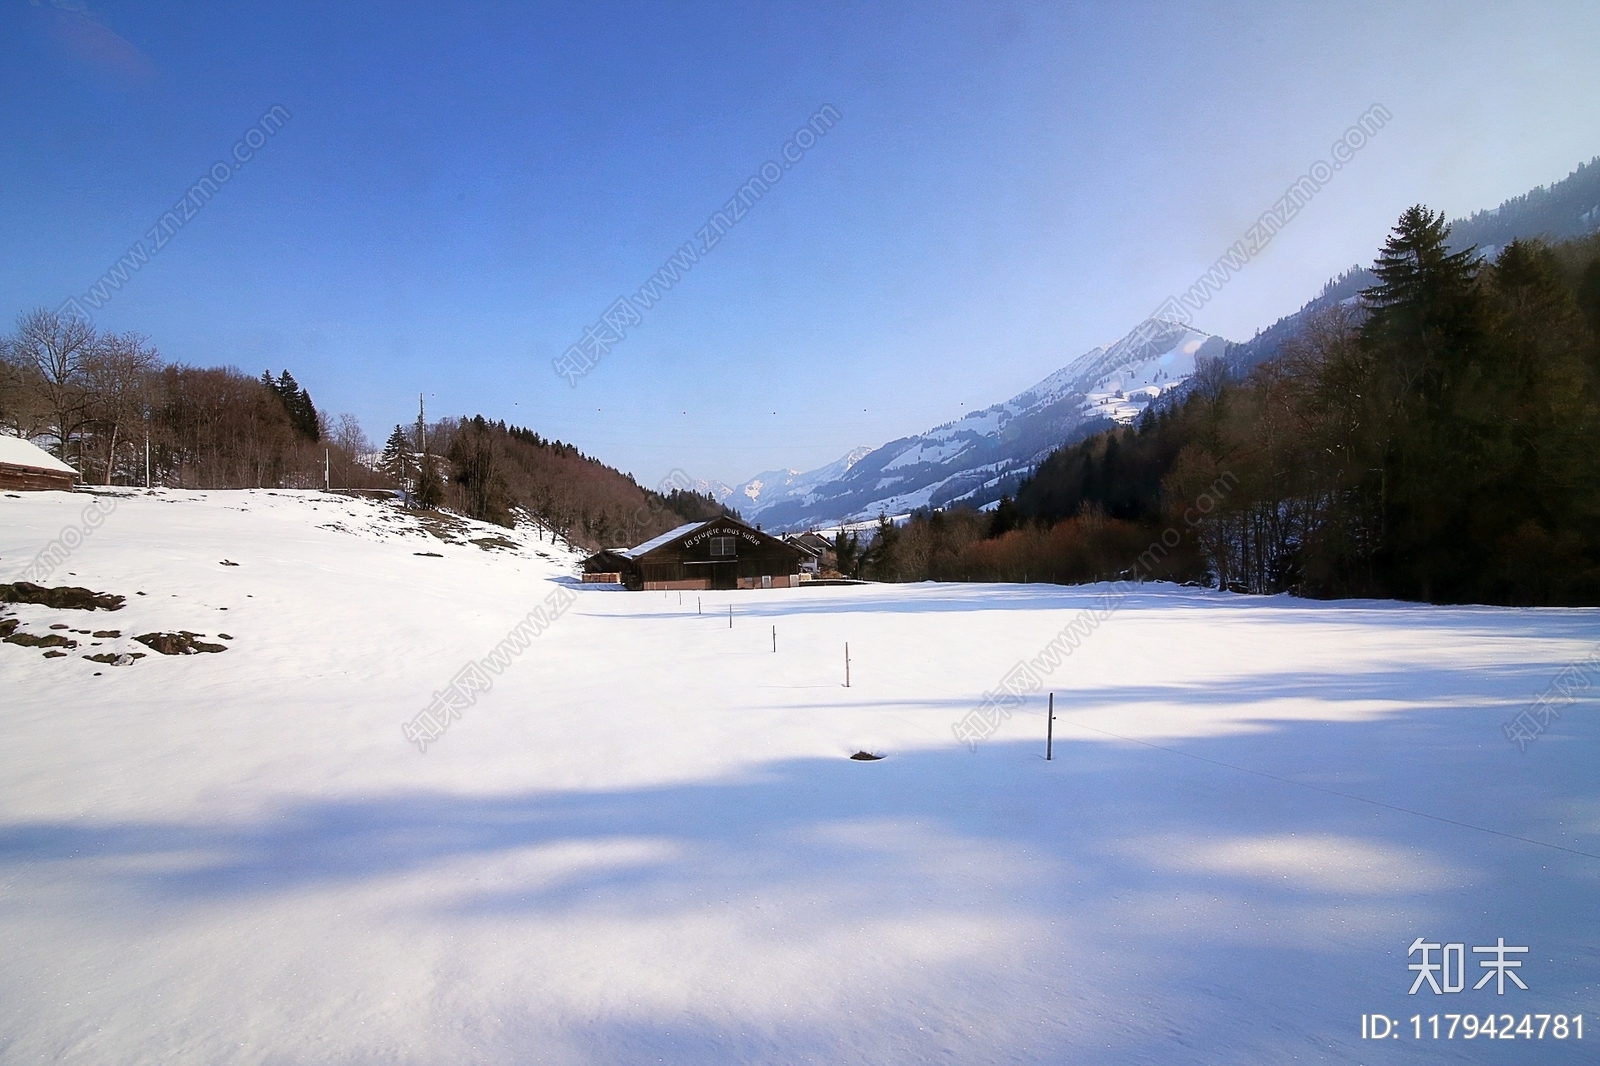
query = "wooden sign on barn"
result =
(582, 515, 804, 591)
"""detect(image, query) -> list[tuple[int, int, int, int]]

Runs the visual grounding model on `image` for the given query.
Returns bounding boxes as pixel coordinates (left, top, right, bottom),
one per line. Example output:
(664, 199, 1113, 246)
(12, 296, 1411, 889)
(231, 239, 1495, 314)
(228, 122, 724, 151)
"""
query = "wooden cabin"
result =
(583, 516, 804, 591)
(0, 436, 78, 492)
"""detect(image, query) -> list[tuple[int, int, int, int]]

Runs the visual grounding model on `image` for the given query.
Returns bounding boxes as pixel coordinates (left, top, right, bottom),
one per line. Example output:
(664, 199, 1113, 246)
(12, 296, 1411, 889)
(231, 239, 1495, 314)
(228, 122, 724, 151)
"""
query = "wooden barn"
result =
(583, 516, 804, 591)
(0, 435, 78, 492)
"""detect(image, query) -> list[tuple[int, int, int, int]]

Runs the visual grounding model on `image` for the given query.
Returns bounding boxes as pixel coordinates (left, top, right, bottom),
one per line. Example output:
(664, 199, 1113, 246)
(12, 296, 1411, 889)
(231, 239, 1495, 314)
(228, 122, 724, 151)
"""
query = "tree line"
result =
(849, 208, 1600, 606)
(0, 309, 373, 489)
(379, 415, 731, 548)
(0, 310, 725, 550)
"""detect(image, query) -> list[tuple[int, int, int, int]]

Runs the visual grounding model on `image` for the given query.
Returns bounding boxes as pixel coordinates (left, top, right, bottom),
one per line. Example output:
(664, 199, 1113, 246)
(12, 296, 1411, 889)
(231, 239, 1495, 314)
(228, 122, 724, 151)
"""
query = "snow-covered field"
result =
(2, 489, 1597, 1064)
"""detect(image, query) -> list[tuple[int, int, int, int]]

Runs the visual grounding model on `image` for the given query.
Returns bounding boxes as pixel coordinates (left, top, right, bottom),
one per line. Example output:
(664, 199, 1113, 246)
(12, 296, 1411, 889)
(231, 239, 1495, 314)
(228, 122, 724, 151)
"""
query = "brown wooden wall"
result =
(0, 465, 76, 492)
(636, 520, 802, 591)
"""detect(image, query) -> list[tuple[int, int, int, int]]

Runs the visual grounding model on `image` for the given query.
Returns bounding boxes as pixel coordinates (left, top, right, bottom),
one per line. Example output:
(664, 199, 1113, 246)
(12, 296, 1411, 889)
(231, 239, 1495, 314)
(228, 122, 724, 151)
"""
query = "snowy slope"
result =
(745, 320, 1224, 530)
(2, 488, 1598, 1065)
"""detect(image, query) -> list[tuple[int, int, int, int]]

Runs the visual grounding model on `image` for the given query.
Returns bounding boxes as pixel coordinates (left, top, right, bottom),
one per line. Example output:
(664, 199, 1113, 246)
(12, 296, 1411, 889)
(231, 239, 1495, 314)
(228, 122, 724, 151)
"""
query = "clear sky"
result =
(3, 1, 1598, 489)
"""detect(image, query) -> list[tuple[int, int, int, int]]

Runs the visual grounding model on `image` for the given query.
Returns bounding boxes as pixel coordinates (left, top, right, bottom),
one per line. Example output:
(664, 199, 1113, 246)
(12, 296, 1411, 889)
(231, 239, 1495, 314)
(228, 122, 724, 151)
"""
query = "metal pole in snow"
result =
(324, 449, 330, 491)
(729, 604, 733, 629)
(1046, 691, 1054, 761)
(772, 625, 776, 653)
(144, 431, 150, 489)
(845, 642, 850, 687)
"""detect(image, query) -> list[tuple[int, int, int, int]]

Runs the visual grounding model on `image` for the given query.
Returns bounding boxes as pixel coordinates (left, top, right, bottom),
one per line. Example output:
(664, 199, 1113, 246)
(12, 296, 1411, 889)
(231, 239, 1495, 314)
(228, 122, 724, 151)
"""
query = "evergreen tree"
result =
(1476, 239, 1600, 601)
(264, 369, 320, 441)
(865, 512, 900, 579)
(448, 414, 510, 525)
(831, 529, 860, 577)
(414, 452, 444, 510)
(378, 424, 416, 485)
(1360, 206, 1486, 601)
(1579, 258, 1600, 346)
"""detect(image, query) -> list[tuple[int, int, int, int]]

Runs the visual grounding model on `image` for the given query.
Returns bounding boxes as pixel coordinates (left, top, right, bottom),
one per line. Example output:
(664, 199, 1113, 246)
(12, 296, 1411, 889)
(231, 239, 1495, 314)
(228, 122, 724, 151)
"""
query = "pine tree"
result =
(266, 369, 320, 441)
(414, 453, 444, 510)
(378, 424, 416, 485)
(831, 529, 860, 577)
(447, 415, 510, 524)
(1360, 206, 1487, 601)
(1477, 239, 1600, 602)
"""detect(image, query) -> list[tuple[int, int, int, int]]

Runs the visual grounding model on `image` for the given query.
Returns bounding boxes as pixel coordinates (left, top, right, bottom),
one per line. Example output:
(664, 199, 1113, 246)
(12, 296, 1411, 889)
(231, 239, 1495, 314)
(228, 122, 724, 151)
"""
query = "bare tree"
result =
(84, 332, 160, 484)
(8, 308, 98, 463)
(331, 413, 370, 460)
(330, 412, 374, 488)
(0, 338, 51, 439)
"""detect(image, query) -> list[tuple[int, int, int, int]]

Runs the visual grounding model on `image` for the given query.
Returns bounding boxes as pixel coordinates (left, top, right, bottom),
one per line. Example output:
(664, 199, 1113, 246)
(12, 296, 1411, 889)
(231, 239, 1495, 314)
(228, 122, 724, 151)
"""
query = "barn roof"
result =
(620, 521, 704, 559)
(0, 435, 77, 475)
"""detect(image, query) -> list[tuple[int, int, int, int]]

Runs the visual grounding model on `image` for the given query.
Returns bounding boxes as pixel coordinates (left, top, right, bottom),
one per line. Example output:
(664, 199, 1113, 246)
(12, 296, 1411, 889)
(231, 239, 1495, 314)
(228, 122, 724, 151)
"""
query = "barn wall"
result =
(616, 518, 805, 592)
(736, 575, 795, 589)
(0, 465, 75, 492)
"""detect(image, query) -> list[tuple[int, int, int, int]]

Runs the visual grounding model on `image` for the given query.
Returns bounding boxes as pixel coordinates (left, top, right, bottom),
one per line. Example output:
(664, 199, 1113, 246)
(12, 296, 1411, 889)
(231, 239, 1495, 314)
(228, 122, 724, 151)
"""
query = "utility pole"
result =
(144, 428, 150, 489)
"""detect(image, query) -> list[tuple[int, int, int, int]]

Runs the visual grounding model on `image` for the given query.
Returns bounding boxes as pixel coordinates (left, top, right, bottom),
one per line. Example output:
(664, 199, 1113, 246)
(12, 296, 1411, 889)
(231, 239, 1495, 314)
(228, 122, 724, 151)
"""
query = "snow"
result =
(882, 436, 973, 471)
(0, 434, 77, 474)
(2, 488, 1598, 1064)
(1077, 332, 1211, 425)
(620, 520, 703, 557)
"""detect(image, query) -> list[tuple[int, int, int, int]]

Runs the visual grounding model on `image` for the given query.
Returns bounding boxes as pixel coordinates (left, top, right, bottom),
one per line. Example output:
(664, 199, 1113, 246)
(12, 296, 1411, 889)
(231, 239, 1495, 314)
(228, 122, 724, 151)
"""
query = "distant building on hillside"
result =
(783, 531, 832, 576)
(0, 436, 78, 492)
(583, 515, 804, 591)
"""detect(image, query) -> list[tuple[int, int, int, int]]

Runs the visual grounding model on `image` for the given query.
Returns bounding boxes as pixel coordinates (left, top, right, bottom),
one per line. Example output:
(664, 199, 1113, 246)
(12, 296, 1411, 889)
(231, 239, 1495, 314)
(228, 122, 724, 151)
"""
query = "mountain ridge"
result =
(735, 155, 1600, 532)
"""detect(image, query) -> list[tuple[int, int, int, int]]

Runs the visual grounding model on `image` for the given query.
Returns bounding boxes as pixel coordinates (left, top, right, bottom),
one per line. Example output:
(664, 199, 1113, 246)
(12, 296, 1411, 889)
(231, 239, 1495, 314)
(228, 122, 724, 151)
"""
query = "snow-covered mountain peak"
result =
(728, 319, 1225, 529)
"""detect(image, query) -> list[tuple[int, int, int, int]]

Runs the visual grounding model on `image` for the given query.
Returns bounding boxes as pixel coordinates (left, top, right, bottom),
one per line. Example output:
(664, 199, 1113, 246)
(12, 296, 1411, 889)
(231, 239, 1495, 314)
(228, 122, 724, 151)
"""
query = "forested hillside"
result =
(861, 211, 1600, 606)
(0, 309, 359, 490)
(0, 310, 725, 551)
(417, 416, 732, 548)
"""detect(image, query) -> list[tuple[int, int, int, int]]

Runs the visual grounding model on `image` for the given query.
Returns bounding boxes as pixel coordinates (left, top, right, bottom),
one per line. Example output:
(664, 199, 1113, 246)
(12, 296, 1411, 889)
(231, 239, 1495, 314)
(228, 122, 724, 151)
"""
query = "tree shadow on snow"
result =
(1, 687, 1596, 1064)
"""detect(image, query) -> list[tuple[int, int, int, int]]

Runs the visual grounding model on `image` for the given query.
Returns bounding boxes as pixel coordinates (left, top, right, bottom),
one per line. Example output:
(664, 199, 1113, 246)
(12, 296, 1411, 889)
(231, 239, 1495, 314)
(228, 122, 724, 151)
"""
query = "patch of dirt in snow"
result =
(83, 651, 145, 665)
(0, 582, 125, 611)
(3, 631, 77, 650)
(134, 631, 227, 655)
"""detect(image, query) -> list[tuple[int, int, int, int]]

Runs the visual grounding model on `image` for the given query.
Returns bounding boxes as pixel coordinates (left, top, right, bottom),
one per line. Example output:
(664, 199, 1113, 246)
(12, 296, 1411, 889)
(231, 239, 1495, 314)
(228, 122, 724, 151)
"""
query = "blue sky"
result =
(3, 1, 1599, 488)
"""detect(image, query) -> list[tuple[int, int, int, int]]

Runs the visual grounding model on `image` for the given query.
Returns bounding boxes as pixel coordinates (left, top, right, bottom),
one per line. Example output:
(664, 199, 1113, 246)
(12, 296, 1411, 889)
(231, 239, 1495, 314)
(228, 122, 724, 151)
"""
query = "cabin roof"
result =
(0, 435, 77, 475)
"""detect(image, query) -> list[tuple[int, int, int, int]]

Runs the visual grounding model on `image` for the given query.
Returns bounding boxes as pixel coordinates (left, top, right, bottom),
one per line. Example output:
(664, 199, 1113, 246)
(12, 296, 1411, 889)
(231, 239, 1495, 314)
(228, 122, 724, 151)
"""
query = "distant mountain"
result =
(746, 322, 1224, 531)
(737, 155, 1600, 532)
(1451, 156, 1600, 254)
(715, 447, 875, 519)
